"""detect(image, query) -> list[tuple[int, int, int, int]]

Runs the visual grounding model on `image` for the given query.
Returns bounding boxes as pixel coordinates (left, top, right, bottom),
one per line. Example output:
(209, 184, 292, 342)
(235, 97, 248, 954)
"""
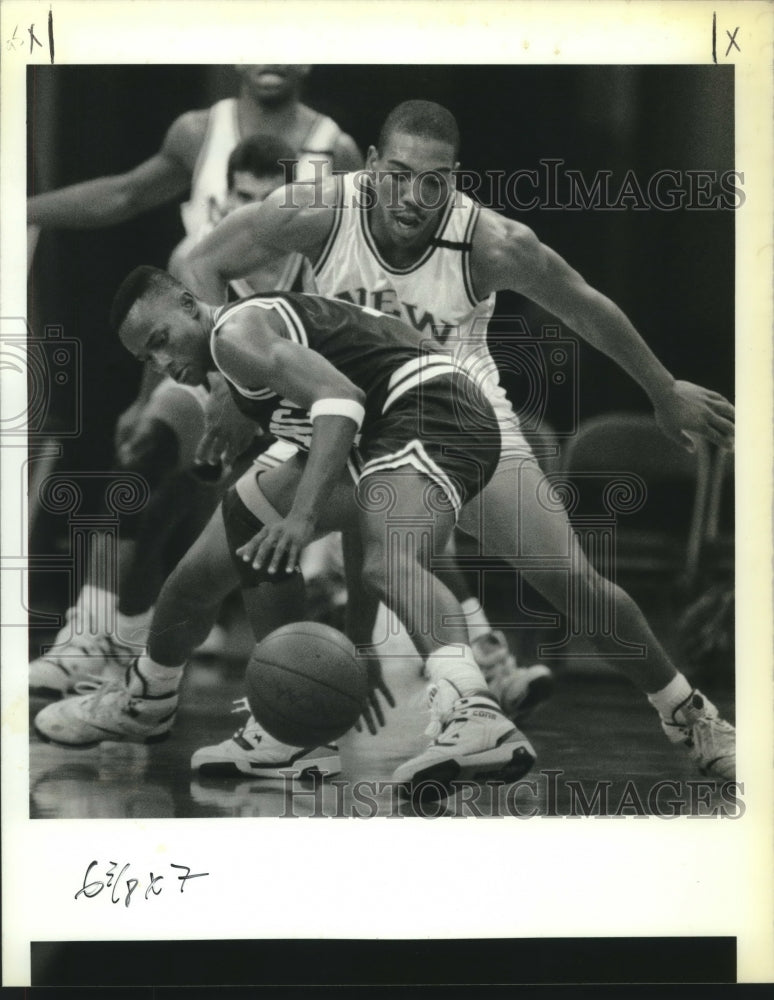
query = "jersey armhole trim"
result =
(462, 202, 485, 307)
(312, 173, 344, 275)
(210, 296, 308, 397)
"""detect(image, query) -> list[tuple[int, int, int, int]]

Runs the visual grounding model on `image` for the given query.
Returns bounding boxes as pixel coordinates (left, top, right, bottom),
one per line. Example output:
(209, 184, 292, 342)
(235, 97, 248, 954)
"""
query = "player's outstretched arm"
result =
(215, 311, 364, 573)
(27, 111, 204, 230)
(182, 178, 337, 304)
(473, 211, 735, 451)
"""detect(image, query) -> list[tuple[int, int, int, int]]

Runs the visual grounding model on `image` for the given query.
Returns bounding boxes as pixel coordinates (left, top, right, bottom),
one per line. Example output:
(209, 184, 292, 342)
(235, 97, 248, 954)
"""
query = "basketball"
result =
(245, 622, 368, 747)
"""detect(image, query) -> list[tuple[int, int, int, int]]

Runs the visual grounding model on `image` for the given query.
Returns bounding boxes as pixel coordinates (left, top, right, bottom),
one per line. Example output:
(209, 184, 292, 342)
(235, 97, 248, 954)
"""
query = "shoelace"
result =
(424, 683, 456, 739)
(71, 676, 131, 713)
(95, 633, 136, 659)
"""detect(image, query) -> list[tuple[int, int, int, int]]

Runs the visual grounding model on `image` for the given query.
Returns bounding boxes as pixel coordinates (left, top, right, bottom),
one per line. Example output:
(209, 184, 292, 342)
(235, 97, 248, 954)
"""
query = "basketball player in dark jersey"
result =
(34, 274, 538, 795)
(178, 100, 736, 782)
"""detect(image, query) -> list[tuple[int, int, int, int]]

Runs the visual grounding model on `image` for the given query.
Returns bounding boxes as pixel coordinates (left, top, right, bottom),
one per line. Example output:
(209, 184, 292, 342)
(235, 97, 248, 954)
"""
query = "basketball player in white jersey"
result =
(28, 135, 316, 701)
(180, 100, 736, 782)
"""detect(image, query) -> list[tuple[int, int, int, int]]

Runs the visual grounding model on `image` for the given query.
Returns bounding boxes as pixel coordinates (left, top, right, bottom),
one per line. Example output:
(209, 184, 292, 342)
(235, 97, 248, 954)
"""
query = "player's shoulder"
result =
(162, 109, 211, 168)
(263, 177, 339, 253)
(331, 132, 364, 172)
(216, 299, 287, 343)
(471, 207, 541, 267)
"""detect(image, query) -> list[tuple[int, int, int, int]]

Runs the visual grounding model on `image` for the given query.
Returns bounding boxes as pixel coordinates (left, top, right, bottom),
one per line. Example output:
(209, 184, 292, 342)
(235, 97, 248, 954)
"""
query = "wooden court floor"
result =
(29, 624, 737, 821)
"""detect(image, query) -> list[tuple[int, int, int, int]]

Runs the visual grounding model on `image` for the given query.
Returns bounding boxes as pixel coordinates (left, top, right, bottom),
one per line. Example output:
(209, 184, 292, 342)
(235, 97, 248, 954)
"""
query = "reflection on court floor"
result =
(30, 611, 737, 821)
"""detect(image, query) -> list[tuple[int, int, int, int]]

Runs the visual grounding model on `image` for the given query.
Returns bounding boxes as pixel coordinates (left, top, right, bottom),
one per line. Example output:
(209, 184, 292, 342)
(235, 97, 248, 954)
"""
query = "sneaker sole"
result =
(194, 757, 342, 780)
(398, 743, 536, 803)
(34, 723, 172, 749)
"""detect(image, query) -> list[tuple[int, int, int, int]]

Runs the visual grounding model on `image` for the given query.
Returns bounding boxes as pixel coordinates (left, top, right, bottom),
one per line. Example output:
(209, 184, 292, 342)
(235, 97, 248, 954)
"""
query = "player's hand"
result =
(353, 654, 396, 735)
(653, 380, 734, 452)
(236, 514, 315, 576)
(196, 374, 255, 467)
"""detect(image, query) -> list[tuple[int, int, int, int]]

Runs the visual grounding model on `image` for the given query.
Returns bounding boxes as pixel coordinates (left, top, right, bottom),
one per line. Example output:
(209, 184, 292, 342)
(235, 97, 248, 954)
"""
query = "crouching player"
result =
(34, 271, 540, 795)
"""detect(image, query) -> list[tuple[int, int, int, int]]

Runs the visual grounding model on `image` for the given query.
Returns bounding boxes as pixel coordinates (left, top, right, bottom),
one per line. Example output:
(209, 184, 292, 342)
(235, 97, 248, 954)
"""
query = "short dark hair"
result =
(377, 100, 460, 158)
(109, 265, 184, 337)
(226, 132, 298, 188)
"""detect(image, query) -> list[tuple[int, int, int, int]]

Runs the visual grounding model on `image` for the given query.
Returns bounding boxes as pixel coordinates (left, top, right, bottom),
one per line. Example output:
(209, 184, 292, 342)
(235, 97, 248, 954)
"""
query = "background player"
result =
(179, 100, 736, 781)
(28, 64, 361, 248)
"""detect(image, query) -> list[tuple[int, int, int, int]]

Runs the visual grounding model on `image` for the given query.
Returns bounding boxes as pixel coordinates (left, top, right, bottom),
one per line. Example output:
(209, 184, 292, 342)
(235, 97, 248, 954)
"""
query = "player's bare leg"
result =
(459, 454, 735, 779)
(354, 468, 536, 795)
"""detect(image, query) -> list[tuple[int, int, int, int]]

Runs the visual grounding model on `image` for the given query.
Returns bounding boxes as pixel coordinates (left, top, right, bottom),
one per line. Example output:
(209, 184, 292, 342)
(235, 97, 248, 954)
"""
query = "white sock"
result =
(647, 673, 693, 720)
(116, 607, 153, 647)
(75, 584, 116, 634)
(460, 597, 491, 635)
(426, 645, 490, 699)
(130, 655, 183, 697)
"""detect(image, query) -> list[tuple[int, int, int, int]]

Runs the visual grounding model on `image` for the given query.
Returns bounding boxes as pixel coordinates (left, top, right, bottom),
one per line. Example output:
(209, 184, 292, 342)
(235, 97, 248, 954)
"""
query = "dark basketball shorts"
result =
(356, 370, 502, 517)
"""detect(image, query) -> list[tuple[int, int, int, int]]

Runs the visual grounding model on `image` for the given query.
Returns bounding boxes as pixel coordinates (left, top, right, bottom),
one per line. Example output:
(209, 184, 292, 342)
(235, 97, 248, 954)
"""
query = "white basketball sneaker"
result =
(472, 630, 553, 721)
(660, 689, 735, 780)
(29, 607, 137, 699)
(34, 672, 177, 748)
(191, 703, 341, 779)
(392, 679, 536, 799)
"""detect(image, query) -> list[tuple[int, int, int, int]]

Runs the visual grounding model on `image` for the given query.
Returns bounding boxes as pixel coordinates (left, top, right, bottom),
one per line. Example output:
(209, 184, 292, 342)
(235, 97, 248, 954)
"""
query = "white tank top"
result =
(313, 172, 508, 411)
(180, 98, 344, 236)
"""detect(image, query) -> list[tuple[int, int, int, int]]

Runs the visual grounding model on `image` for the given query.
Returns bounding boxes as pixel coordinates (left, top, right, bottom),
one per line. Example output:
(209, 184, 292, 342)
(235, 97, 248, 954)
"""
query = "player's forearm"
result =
(184, 209, 271, 303)
(289, 414, 359, 524)
(28, 177, 138, 228)
(571, 289, 675, 404)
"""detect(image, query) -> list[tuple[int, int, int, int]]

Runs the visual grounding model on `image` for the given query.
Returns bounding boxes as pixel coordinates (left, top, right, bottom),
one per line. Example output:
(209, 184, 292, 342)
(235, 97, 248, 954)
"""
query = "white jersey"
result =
(313, 172, 511, 418)
(181, 98, 345, 236)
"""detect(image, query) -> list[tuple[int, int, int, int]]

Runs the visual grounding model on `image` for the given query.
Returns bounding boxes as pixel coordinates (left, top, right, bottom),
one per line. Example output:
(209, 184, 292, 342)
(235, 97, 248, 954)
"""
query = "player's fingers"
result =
(253, 528, 279, 569)
(370, 690, 386, 729)
(709, 412, 735, 441)
(282, 541, 298, 574)
(359, 703, 377, 736)
(267, 533, 289, 574)
(708, 396, 735, 421)
(696, 423, 731, 449)
(379, 678, 396, 708)
(236, 526, 268, 561)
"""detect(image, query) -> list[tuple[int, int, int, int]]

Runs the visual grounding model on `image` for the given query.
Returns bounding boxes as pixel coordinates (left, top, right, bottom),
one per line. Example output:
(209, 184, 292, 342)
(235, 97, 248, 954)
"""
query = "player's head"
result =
(225, 133, 297, 213)
(236, 64, 311, 107)
(367, 100, 460, 249)
(111, 266, 212, 387)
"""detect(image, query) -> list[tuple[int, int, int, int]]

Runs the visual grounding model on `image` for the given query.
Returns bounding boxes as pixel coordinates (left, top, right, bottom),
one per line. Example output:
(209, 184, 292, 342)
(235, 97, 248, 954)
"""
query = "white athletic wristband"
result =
(309, 398, 365, 430)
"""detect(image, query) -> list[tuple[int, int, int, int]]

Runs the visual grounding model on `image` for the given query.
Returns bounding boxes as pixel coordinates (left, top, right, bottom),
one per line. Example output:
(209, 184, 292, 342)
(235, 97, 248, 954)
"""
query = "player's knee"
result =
(569, 562, 624, 607)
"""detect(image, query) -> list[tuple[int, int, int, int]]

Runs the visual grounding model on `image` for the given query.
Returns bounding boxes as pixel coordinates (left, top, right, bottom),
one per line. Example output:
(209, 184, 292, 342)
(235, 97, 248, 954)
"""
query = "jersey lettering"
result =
(333, 288, 453, 341)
